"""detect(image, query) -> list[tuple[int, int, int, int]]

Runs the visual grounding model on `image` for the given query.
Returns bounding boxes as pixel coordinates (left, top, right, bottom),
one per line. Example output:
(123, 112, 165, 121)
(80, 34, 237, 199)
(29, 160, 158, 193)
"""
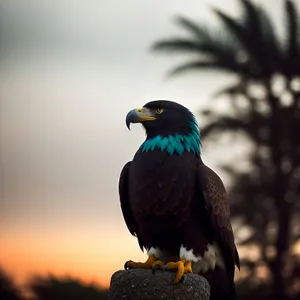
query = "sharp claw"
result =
(152, 264, 163, 274)
(165, 259, 191, 284)
(124, 260, 132, 270)
(173, 275, 185, 286)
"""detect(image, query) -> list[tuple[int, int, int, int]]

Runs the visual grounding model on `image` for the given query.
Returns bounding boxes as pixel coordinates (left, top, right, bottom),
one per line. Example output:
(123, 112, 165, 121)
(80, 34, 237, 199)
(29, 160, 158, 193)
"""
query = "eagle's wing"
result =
(197, 163, 240, 275)
(119, 161, 143, 250)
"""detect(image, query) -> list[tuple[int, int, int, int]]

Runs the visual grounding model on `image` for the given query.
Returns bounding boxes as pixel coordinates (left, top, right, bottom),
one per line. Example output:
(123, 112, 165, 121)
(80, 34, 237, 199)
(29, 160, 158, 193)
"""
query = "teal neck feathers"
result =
(140, 118, 201, 156)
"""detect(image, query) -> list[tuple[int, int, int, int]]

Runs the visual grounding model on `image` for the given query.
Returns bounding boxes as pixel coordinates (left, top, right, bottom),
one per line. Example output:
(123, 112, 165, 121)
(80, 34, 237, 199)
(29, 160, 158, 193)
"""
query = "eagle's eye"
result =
(156, 108, 164, 114)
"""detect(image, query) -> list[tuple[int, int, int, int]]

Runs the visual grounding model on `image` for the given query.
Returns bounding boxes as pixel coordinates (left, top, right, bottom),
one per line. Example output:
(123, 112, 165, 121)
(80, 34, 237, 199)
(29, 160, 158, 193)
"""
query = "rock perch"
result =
(108, 269, 210, 300)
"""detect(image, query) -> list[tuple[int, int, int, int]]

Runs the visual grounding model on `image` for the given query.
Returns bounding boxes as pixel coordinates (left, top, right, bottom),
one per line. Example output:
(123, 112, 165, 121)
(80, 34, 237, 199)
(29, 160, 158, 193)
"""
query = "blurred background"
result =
(0, 0, 299, 299)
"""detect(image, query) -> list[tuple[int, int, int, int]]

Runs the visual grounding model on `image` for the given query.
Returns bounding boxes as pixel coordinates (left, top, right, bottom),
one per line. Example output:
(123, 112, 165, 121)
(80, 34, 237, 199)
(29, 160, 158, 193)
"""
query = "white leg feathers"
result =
(147, 247, 162, 259)
(179, 246, 201, 262)
(179, 243, 225, 274)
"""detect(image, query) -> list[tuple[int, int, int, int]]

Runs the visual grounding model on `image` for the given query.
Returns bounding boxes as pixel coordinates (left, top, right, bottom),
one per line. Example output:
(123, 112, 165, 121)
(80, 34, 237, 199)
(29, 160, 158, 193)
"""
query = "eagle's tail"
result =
(202, 266, 236, 300)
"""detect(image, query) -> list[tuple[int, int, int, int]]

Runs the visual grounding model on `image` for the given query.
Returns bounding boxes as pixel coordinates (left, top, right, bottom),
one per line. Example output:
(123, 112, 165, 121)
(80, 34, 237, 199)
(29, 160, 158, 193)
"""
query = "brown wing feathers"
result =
(119, 162, 137, 236)
(198, 163, 240, 270)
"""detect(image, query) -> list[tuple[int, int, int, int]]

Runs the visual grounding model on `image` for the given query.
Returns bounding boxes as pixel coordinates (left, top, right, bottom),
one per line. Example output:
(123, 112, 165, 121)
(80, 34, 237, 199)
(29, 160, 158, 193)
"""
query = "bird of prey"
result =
(119, 100, 239, 299)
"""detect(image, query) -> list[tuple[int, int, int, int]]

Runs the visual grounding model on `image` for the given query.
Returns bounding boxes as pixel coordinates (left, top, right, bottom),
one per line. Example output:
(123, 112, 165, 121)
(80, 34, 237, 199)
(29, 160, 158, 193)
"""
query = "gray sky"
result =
(0, 0, 291, 285)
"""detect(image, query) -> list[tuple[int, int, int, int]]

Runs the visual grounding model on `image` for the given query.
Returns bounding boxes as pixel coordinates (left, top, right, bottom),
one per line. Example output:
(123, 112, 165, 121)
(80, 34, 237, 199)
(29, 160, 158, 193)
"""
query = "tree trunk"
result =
(269, 204, 291, 300)
(267, 90, 292, 299)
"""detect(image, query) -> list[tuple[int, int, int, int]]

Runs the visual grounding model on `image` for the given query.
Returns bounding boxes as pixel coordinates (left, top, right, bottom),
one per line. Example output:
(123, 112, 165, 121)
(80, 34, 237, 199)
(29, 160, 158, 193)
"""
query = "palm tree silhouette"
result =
(29, 274, 108, 300)
(152, 0, 300, 299)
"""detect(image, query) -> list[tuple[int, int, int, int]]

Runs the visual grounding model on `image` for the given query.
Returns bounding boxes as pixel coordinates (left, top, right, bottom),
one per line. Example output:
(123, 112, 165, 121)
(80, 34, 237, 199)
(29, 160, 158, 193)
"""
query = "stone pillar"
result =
(108, 269, 210, 300)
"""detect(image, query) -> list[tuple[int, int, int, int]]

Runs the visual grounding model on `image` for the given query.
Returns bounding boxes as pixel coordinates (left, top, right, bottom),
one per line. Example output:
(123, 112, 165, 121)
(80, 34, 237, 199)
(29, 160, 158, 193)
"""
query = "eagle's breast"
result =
(128, 149, 198, 232)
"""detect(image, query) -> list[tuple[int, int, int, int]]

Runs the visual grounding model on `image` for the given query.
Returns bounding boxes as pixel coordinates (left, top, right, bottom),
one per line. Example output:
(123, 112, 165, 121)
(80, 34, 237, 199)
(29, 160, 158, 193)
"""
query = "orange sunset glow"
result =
(0, 223, 146, 288)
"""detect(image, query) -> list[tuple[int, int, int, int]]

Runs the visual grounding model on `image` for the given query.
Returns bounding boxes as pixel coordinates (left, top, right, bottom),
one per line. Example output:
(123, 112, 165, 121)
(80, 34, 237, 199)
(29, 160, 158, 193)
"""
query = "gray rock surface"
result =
(108, 269, 210, 300)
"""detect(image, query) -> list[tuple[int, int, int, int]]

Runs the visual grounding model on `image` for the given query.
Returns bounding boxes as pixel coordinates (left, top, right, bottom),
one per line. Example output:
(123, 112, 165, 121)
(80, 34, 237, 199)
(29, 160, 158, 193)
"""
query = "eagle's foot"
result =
(124, 255, 164, 272)
(165, 258, 192, 284)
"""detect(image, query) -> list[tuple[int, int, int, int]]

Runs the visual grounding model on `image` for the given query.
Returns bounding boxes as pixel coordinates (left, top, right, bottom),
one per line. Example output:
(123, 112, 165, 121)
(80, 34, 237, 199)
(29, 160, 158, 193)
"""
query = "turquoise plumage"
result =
(140, 116, 201, 156)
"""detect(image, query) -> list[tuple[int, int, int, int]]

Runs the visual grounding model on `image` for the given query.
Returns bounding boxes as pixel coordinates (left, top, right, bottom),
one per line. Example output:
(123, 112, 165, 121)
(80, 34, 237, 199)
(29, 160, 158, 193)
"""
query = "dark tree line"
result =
(0, 269, 108, 300)
(152, 0, 300, 299)
(0, 269, 23, 300)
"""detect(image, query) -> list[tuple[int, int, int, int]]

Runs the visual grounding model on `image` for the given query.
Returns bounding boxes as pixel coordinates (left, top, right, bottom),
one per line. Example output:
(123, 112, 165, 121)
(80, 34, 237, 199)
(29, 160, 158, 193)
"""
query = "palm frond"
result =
(153, 38, 251, 74)
(212, 8, 264, 73)
(240, 0, 282, 73)
(152, 38, 212, 54)
(212, 9, 246, 47)
(174, 16, 210, 40)
(151, 14, 252, 73)
(213, 0, 281, 76)
(152, 20, 239, 60)
(168, 59, 252, 77)
(286, 0, 298, 57)
(256, 4, 281, 67)
(284, 0, 300, 75)
(240, 0, 263, 38)
(168, 61, 226, 77)
(175, 16, 243, 58)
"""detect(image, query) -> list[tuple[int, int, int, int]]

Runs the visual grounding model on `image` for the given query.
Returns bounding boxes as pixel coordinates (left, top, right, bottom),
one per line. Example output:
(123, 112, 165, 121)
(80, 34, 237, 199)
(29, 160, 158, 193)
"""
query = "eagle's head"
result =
(126, 100, 201, 156)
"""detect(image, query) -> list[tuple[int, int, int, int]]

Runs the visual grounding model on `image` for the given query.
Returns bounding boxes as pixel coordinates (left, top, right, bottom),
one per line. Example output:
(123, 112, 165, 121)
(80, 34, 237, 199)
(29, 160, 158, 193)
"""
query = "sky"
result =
(0, 0, 291, 289)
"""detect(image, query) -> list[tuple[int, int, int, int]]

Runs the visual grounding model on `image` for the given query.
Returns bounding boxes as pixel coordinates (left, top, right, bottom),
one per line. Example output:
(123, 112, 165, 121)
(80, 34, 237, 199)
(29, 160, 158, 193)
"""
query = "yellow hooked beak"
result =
(126, 107, 157, 129)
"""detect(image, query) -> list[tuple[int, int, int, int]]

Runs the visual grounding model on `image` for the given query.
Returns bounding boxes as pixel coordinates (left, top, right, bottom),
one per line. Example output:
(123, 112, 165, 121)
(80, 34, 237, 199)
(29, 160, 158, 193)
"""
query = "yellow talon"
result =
(166, 258, 193, 283)
(184, 260, 193, 273)
(124, 255, 164, 271)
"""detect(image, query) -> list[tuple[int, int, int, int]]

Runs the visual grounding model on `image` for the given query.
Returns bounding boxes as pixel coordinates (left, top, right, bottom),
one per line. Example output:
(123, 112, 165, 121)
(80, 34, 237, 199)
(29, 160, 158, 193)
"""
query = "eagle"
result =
(119, 100, 239, 299)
